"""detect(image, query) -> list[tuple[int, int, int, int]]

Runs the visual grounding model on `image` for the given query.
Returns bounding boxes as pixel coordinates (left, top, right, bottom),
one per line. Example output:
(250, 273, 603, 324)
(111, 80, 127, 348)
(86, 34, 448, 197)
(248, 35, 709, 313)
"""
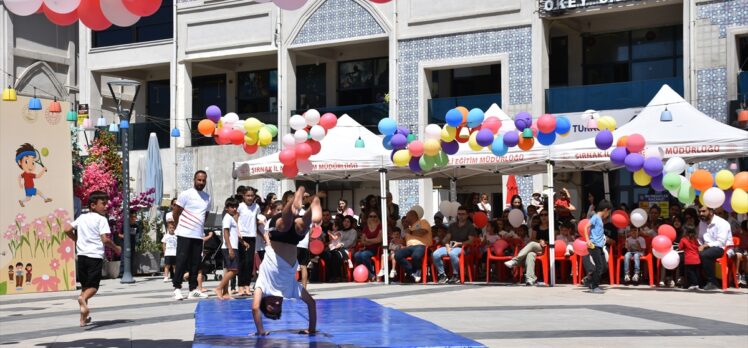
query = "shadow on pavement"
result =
(33, 338, 190, 348)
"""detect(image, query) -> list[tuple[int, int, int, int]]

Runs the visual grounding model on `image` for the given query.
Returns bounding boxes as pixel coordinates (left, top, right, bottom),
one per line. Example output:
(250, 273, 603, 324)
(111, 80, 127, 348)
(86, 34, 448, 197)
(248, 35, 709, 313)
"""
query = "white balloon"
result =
(232, 120, 246, 132)
(309, 125, 326, 141)
(273, 0, 307, 11)
(424, 124, 442, 140)
(223, 112, 240, 124)
(282, 133, 296, 148)
(508, 209, 524, 228)
(438, 201, 451, 216)
(652, 248, 667, 259)
(297, 159, 313, 174)
(644, 146, 663, 159)
(664, 157, 687, 174)
(289, 114, 306, 131)
(294, 129, 308, 143)
(662, 250, 680, 270)
(630, 208, 648, 228)
(411, 205, 424, 219)
(450, 202, 461, 218)
(304, 109, 320, 126)
(44, 0, 80, 14)
(702, 187, 726, 209)
(5, 0, 43, 16)
(101, 0, 140, 27)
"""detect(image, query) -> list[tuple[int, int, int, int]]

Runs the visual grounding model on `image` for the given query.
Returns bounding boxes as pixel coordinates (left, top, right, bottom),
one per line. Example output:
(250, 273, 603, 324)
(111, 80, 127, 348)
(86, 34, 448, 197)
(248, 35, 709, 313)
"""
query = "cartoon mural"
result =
(1, 96, 74, 295)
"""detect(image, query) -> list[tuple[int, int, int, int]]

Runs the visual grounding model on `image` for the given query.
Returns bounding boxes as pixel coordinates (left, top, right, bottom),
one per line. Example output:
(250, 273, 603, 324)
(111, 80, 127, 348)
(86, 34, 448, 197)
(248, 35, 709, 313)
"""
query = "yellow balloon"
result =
(598, 116, 616, 131)
(441, 126, 456, 142)
(423, 139, 441, 156)
(393, 150, 411, 167)
(258, 128, 272, 146)
(633, 170, 651, 186)
(560, 131, 570, 137)
(715, 170, 734, 190)
(244, 135, 258, 146)
(468, 131, 483, 151)
(732, 188, 748, 213)
(244, 117, 263, 133)
(698, 193, 705, 206)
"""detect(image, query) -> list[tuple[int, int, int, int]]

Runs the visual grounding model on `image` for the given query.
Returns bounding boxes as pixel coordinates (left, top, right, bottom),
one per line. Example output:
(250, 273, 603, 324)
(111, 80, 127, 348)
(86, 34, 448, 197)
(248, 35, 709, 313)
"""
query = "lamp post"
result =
(107, 80, 141, 284)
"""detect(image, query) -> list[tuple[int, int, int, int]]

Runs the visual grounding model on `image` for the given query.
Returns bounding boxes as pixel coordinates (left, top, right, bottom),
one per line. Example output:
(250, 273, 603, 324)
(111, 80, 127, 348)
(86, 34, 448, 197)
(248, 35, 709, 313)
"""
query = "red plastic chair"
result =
(616, 236, 654, 286)
(398, 246, 430, 284)
(518, 245, 549, 284)
(485, 238, 521, 283)
(715, 236, 740, 290)
(429, 241, 477, 284)
(554, 249, 578, 284)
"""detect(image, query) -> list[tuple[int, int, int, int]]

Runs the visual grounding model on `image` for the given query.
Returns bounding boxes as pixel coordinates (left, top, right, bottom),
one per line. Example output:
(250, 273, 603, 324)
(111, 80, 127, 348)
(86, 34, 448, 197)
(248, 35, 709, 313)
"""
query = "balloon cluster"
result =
(378, 118, 450, 173)
(196, 105, 278, 155)
(278, 110, 338, 178)
(5, 0, 163, 31)
(259, 0, 390, 11)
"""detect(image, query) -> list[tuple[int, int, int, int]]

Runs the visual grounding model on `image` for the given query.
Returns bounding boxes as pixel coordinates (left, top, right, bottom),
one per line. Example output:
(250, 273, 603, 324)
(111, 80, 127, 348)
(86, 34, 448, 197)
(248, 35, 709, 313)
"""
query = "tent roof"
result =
(550, 84, 748, 171)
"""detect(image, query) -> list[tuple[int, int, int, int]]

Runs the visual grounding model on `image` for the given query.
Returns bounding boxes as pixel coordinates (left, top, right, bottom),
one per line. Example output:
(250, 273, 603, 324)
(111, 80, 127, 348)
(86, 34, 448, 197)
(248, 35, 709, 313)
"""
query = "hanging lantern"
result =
(119, 120, 129, 129)
(354, 136, 365, 148)
(66, 109, 78, 122)
(2, 85, 17, 101)
(96, 116, 107, 127)
(108, 122, 119, 133)
(28, 87, 42, 110)
(660, 106, 672, 122)
(48, 97, 61, 113)
(738, 109, 748, 123)
(171, 127, 181, 137)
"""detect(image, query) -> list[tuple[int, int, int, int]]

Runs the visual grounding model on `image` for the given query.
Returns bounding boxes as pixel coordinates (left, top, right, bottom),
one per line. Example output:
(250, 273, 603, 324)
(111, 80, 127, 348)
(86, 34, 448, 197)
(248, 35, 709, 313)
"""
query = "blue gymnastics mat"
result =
(193, 297, 484, 347)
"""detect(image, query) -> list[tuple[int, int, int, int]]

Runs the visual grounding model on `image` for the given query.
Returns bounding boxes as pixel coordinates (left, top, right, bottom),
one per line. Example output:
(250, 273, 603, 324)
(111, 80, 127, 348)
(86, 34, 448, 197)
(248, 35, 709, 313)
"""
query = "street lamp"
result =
(107, 79, 141, 284)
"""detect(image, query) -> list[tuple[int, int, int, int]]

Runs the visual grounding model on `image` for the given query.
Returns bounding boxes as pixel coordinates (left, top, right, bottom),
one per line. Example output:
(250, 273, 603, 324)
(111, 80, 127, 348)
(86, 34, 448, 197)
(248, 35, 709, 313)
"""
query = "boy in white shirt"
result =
(64, 190, 121, 327)
(215, 197, 242, 299)
(161, 213, 177, 282)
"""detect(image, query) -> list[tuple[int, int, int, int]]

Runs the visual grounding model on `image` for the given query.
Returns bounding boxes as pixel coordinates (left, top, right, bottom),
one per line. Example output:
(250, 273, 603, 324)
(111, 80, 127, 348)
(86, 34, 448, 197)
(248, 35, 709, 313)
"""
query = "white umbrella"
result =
(145, 133, 163, 216)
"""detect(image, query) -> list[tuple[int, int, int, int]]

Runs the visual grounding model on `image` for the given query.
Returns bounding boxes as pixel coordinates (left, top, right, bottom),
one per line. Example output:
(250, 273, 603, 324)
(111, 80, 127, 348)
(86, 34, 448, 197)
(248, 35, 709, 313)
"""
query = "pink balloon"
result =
(121, 0, 162, 16)
(4, 0, 43, 16)
(273, 0, 307, 10)
(482, 117, 502, 134)
(279, 149, 296, 165)
(652, 235, 672, 254)
(297, 159, 313, 173)
(408, 140, 424, 157)
(78, 0, 112, 31)
(353, 264, 369, 282)
(282, 164, 298, 178)
(43, 4, 78, 26)
(101, 0, 140, 27)
(295, 142, 312, 160)
(492, 239, 509, 255)
(319, 113, 337, 130)
(626, 133, 646, 153)
(554, 240, 567, 258)
(537, 114, 556, 134)
(577, 219, 590, 241)
(657, 224, 677, 242)
(44, 0, 80, 14)
(573, 239, 589, 256)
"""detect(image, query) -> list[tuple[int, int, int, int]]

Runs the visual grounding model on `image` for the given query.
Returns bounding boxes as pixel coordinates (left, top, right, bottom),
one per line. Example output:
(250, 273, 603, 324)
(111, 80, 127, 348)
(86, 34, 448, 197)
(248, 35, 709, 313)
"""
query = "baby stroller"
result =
(200, 212, 225, 281)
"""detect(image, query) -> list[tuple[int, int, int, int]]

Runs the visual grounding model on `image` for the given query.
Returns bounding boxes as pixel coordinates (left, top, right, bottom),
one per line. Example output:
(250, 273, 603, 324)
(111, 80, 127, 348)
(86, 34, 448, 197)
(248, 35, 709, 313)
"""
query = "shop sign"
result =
(540, 0, 639, 15)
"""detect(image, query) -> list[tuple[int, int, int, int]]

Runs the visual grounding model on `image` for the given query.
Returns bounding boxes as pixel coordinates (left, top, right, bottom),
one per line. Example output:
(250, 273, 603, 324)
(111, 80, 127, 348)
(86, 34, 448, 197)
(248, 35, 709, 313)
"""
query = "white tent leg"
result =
(379, 168, 390, 285)
(603, 171, 611, 202)
(547, 160, 556, 287)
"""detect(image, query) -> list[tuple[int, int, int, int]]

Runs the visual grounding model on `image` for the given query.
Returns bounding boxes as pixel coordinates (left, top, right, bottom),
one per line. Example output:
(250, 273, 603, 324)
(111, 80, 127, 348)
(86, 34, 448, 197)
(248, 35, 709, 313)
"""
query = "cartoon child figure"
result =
(16, 143, 52, 207)
(25, 263, 32, 285)
(15, 262, 24, 290)
(8, 265, 14, 281)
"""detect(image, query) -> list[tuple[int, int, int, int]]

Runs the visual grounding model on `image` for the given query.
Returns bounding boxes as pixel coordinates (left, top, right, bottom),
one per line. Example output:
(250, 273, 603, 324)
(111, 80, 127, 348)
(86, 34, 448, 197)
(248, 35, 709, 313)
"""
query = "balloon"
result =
(664, 157, 687, 174)
(536, 114, 556, 134)
(309, 125, 326, 141)
(229, 129, 244, 145)
(554, 240, 567, 258)
(731, 188, 748, 213)
(690, 169, 713, 192)
(294, 129, 308, 143)
(43, 4, 78, 25)
(537, 131, 556, 146)
(425, 124, 442, 140)
(734, 171, 748, 191)
(308, 139, 321, 155)
(290, 114, 306, 131)
(456, 107, 469, 123)
(722, 189, 734, 213)
(626, 133, 645, 153)
(297, 159, 313, 174)
(304, 109, 320, 126)
(419, 155, 435, 172)
(514, 112, 532, 130)
(423, 139, 441, 156)
(643, 157, 664, 177)
(517, 136, 534, 151)
(449, 202, 461, 218)
(44, 0, 80, 13)
(624, 153, 644, 172)
(644, 146, 664, 159)
(242, 143, 258, 154)
(455, 126, 470, 143)
(678, 182, 695, 205)
(468, 132, 483, 151)
(651, 173, 665, 192)
(101, 0, 141, 27)
(439, 201, 451, 215)
(273, 0, 307, 11)
(282, 164, 298, 178)
(715, 170, 735, 190)
(662, 250, 680, 270)
(577, 219, 590, 239)
(282, 133, 296, 148)
(4, 0, 43, 16)
(633, 170, 651, 186)
(309, 239, 324, 255)
(407, 140, 424, 157)
(630, 208, 647, 228)
(611, 210, 629, 229)
(473, 211, 488, 228)
(295, 142, 312, 160)
(319, 112, 337, 129)
(616, 135, 629, 148)
(393, 150, 410, 167)
(442, 140, 459, 155)
(595, 130, 614, 150)
(396, 126, 411, 137)
(391, 134, 408, 149)
(475, 129, 494, 147)
(573, 239, 589, 256)
(382, 135, 393, 150)
(702, 187, 725, 209)
(257, 128, 272, 146)
(223, 112, 239, 125)
(657, 224, 677, 242)
(279, 149, 296, 165)
(409, 157, 422, 173)
(493, 239, 509, 255)
(206, 105, 221, 123)
(482, 117, 501, 134)
(555, 116, 571, 135)
(122, 0, 162, 16)
(610, 147, 628, 166)
(491, 135, 508, 156)
(597, 115, 616, 131)
(78, 0, 112, 31)
(435, 152, 449, 167)
(652, 235, 673, 254)
(467, 108, 485, 128)
(441, 126, 457, 142)
(217, 127, 232, 144)
(662, 173, 682, 192)
(197, 119, 215, 136)
(652, 248, 668, 259)
(245, 134, 258, 146)
(244, 117, 263, 134)
(508, 209, 524, 228)
(445, 108, 463, 127)
(503, 131, 519, 147)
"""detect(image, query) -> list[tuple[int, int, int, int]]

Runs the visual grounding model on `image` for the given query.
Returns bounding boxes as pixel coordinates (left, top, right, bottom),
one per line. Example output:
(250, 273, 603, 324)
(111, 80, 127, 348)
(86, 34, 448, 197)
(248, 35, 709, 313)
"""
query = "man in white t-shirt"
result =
(238, 187, 260, 295)
(171, 170, 211, 300)
(698, 206, 733, 291)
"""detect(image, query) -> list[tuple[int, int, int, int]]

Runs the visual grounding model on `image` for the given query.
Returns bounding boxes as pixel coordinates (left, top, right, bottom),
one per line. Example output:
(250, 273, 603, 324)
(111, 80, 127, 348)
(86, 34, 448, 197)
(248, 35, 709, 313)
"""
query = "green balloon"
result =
(662, 173, 681, 191)
(678, 182, 695, 205)
(419, 155, 435, 172)
(41, 147, 49, 157)
(407, 134, 417, 143)
(265, 124, 278, 138)
(434, 152, 448, 167)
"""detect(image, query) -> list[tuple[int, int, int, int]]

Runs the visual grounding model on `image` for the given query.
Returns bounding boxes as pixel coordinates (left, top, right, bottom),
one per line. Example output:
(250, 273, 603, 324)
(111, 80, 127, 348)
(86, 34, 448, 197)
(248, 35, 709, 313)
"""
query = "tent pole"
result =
(379, 168, 390, 285)
(547, 160, 556, 287)
(603, 170, 611, 202)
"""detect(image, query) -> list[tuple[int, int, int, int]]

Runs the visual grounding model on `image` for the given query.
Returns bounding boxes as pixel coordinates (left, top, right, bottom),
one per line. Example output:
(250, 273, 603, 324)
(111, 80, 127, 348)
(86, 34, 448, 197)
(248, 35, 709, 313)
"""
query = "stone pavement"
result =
(0, 277, 746, 347)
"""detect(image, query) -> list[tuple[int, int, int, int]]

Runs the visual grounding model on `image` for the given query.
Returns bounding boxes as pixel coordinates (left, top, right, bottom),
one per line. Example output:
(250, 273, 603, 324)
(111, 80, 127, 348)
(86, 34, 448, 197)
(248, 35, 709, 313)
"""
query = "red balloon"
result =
(230, 130, 244, 145)
(554, 240, 567, 258)
(353, 264, 369, 282)
(310, 225, 323, 239)
(455, 126, 470, 143)
(482, 117, 501, 134)
(295, 142, 312, 160)
(318, 113, 337, 130)
(472, 211, 488, 229)
(43, 5, 78, 26)
(626, 133, 646, 153)
(122, 0, 162, 17)
(611, 210, 629, 229)
(279, 149, 296, 165)
(492, 239, 509, 255)
(282, 164, 298, 178)
(652, 235, 673, 254)
(309, 239, 324, 255)
(577, 219, 590, 240)
(307, 140, 321, 155)
(78, 0, 111, 31)
(242, 143, 258, 154)
(657, 224, 677, 242)
(573, 239, 589, 256)
(369, 0, 391, 3)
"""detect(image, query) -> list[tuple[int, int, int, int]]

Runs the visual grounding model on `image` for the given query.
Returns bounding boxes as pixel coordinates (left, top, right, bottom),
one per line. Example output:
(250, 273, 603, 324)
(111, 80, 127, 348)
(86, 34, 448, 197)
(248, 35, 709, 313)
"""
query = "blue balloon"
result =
(555, 116, 571, 135)
(467, 108, 485, 128)
(537, 131, 556, 146)
(491, 135, 508, 156)
(382, 135, 393, 150)
(445, 108, 463, 127)
(503, 131, 519, 147)
(378, 118, 397, 136)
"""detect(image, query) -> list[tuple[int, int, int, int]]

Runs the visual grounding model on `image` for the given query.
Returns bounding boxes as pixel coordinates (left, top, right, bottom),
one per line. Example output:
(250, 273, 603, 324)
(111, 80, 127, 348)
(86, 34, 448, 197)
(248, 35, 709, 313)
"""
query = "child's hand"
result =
(298, 329, 316, 335)
(229, 249, 236, 260)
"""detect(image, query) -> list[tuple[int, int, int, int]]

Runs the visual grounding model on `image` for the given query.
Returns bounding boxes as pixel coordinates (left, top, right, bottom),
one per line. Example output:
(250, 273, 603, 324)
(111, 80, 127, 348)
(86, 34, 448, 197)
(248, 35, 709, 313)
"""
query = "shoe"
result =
(589, 287, 604, 294)
(739, 274, 746, 285)
(624, 275, 631, 283)
(163, 277, 170, 283)
(414, 274, 422, 283)
(581, 276, 590, 287)
(377, 269, 385, 278)
(676, 277, 684, 286)
(525, 281, 535, 286)
(389, 269, 397, 279)
(504, 260, 517, 268)
(173, 289, 184, 301)
(437, 274, 448, 284)
(564, 251, 570, 257)
(632, 274, 639, 283)
(702, 283, 719, 291)
(668, 280, 675, 288)
(447, 275, 459, 284)
(687, 285, 699, 290)
(188, 290, 209, 299)
(658, 281, 665, 287)
(347, 259, 353, 268)
(535, 282, 547, 287)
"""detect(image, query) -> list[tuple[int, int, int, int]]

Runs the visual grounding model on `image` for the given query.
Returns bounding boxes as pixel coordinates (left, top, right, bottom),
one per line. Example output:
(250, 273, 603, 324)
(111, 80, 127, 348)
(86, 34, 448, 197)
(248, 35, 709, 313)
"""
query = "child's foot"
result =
(78, 296, 90, 327)
(214, 288, 224, 300)
(44, 198, 53, 203)
(18, 200, 24, 208)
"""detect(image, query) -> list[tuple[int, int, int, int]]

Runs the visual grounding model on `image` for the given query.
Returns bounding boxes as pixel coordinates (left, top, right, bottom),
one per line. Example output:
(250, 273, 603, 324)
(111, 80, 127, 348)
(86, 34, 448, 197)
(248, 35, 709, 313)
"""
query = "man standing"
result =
(172, 171, 211, 300)
(433, 206, 476, 284)
(395, 210, 431, 283)
(237, 187, 260, 295)
(698, 206, 732, 291)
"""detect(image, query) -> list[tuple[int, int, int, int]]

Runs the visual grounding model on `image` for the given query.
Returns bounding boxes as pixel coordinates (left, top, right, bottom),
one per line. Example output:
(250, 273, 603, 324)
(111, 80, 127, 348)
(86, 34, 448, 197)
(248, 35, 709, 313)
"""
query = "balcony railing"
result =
(428, 93, 501, 124)
(292, 103, 388, 132)
(545, 77, 684, 114)
(738, 71, 748, 101)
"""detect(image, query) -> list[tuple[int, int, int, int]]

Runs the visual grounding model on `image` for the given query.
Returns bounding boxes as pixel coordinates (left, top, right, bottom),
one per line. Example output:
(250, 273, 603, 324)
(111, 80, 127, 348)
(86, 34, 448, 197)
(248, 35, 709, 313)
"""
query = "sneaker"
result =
(413, 274, 422, 283)
(589, 287, 604, 294)
(437, 274, 448, 284)
(377, 269, 385, 278)
(668, 280, 675, 288)
(702, 283, 719, 291)
(389, 269, 397, 279)
(632, 274, 639, 283)
(401, 275, 415, 284)
(525, 281, 535, 286)
(173, 289, 184, 301)
(624, 274, 631, 283)
(658, 281, 665, 287)
(163, 277, 170, 283)
(504, 260, 517, 268)
(581, 276, 590, 287)
(447, 275, 459, 284)
(687, 285, 699, 290)
(188, 290, 209, 299)
(739, 274, 746, 286)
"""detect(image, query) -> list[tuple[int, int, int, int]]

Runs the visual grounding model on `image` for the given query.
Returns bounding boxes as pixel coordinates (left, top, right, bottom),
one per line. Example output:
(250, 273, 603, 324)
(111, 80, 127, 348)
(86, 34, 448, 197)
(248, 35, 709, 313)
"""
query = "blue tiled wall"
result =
(292, 0, 385, 46)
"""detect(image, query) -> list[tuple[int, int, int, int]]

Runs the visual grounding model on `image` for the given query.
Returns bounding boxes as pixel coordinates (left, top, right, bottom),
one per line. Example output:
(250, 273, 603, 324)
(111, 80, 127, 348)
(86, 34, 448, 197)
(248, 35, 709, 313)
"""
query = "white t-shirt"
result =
(297, 208, 309, 248)
(221, 214, 239, 250)
(161, 233, 178, 256)
(254, 245, 302, 299)
(238, 202, 259, 238)
(71, 212, 111, 259)
(256, 214, 267, 251)
(175, 188, 211, 239)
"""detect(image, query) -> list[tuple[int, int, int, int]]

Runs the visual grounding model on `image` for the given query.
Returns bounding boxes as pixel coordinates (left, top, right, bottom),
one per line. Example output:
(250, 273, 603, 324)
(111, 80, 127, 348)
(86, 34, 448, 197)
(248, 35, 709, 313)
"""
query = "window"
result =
(549, 36, 569, 87)
(237, 69, 277, 125)
(739, 36, 748, 71)
(297, 64, 326, 110)
(337, 57, 388, 106)
(129, 80, 171, 150)
(191, 74, 226, 146)
(92, 0, 173, 48)
(427, 64, 501, 124)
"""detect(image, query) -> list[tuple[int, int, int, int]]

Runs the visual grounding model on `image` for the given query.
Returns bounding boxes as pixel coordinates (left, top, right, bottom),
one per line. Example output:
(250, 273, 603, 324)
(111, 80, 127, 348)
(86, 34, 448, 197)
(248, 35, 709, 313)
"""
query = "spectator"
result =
(320, 209, 334, 234)
(336, 199, 354, 218)
(379, 226, 404, 279)
(678, 224, 701, 290)
(503, 221, 548, 286)
(619, 203, 629, 214)
(395, 210, 431, 283)
(647, 205, 663, 231)
(162, 214, 177, 282)
(433, 206, 477, 284)
(323, 216, 357, 282)
(735, 220, 748, 286)
(354, 211, 382, 281)
(509, 195, 525, 215)
(585, 193, 596, 219)
(433, 225, 448, 245)
(529, 192, 543, 212)
(555, 220, 575, 256)
(526, 205, 538, 225)
(468, 193, 481, 213)
(264, 193, 277, 208)
(669, 203, 682, 219)
(296, 190, 313, 289)
(257, 201, 282, 262)
(698, 206, 732, 291)
(554, 188, 576, 220)
(432, 212, 446, 231)
(659, 215, 685, 287)
(622, 226, 645, 284)
(477, 193, 492, 219)
(237, 187, 260, 296)
(386, 192, 400, 223)
(683, 207, 699, 226)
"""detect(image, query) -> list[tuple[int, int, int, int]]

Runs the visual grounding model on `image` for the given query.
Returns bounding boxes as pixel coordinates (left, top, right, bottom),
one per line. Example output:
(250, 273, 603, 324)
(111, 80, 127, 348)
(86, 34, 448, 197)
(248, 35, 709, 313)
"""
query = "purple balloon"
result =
(391, 134, 407, 149)
(503, 131, 519, 147)
(206, 105, 221, 123)
(390, 150, 397, 162)
(651, 173, 665, 192)
(610, 147, 628, 166)
(441, 140, 459, 155)
(624, 153, 645, 172)
(514, 112, 532, 131)
(396, 127, 410, 137)
(595, 130, 614, 150)
(722, 189, 733, 213)
(409, 156, 422, 173)
(643, 157, 664, 177)
(475, 129, 494, 147)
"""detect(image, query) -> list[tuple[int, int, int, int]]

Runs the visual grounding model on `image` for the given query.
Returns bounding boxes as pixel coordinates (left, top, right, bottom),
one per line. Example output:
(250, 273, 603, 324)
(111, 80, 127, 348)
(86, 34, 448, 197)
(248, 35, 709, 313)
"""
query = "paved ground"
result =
(0, 277, 746, 347)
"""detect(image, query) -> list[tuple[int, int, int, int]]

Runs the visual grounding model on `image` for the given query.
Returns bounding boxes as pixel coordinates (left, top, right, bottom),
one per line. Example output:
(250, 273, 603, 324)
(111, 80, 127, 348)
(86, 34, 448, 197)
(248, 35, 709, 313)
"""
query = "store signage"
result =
(77, 103, 88, 126)
(540, 0, 638, 14)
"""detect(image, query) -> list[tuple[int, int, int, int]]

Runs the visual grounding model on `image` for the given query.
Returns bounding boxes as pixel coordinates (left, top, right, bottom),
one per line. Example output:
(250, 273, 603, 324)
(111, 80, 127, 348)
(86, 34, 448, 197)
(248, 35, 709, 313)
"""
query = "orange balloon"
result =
(518, 136, 534, 151)
(616, 135, 629, 148)
(734, 171, 748, 191)
(690, 169, 713, 192)
(197, 119, 215, 136)
(456, 106, 469, 124)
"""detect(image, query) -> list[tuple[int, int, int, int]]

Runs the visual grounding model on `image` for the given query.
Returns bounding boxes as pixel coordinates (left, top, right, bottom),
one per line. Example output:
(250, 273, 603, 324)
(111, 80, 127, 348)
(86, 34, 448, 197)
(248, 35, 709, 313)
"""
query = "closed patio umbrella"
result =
(145, 133, 163, 216)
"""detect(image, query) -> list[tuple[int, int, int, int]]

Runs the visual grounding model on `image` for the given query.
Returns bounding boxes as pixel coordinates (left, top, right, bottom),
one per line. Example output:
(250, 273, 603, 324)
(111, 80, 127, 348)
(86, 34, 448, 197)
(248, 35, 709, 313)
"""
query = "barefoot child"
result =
(252, 187, 319, 336)
(64, 190, 121, 326)
(215, 197, 242, 299)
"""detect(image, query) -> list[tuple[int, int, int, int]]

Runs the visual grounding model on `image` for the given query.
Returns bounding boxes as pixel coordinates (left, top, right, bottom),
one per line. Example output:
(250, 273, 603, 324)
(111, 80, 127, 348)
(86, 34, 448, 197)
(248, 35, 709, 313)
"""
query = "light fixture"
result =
(354, 136, 364, 148)
(738, 109, 748, 123)
(171, 127, 181, 137)
(96, 116, 107, 127)
(48, 97, 61, 113)
(2, 85, 17, 101)
(28, 87, 41, 110)
(108, 122, 119, 133)
(66, 109, 78, 122)
(522, 128, 533, 138)
(120, 119, 129, 129)
(660, 105, 672, 122)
